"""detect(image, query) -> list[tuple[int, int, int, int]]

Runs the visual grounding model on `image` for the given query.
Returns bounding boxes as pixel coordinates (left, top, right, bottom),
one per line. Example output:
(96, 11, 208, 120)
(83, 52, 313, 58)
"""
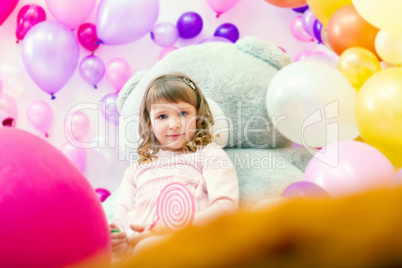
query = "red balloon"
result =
(263, 0, 307, 8)
(77, 23, 100, 52)
(16, 4, 46, 43)
(0, 0, 18, 26)
(0, 128, 111, 267)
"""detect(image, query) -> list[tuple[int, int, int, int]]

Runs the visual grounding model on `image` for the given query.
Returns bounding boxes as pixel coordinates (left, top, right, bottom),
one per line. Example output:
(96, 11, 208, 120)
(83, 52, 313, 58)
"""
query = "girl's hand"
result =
(127, 224, 171, 248)
(109, 223, 128, 252)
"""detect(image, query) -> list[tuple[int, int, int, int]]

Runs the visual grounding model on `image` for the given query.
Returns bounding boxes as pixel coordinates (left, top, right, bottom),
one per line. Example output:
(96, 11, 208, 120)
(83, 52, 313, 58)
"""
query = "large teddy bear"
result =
(111, 37, 313, 211)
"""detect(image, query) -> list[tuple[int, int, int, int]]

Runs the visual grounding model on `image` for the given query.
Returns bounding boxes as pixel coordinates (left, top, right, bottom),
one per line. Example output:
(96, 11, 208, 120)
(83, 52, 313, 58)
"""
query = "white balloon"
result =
(266, 61, 359, 148)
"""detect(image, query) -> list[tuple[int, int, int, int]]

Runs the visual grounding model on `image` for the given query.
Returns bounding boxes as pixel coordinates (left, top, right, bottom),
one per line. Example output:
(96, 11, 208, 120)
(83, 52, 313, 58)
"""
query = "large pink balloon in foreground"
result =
(0, 128, 110, 267)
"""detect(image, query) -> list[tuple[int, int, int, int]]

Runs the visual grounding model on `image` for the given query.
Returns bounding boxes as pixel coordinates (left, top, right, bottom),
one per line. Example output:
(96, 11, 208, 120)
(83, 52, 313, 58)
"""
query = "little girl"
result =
(110, 72, 239, 255)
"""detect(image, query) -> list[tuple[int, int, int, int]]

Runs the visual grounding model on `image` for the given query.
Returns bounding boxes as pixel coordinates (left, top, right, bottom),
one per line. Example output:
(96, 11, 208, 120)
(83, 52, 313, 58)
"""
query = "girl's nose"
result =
(169, 118, 180, 130)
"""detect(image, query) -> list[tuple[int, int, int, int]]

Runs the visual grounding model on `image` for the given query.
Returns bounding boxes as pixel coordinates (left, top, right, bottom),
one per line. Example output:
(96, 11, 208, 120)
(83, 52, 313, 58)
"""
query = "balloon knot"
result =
(16, 40, 19, 44)
(45, 132, 49, 138)
(94, 85, 98, 89)
(51, 94, 56, 100)
(2, 117, 16, 127)
(216, 13, 221, 18)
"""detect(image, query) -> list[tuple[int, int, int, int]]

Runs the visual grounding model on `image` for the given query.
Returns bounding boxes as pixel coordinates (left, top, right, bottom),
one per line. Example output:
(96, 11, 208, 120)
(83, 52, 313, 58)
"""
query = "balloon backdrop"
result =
(95, 188, 111, 202)
(306, 0, 352, 27)
(0, 0, 18, 26)
(338, 47, 381, 89)
(21, 21, 79, 100)
(45, 0, 96, 30)
(352, 0, 402, 33)
(0, 128, 110, 267)
(355, 67, 402, 167)
(301, 9, 317, 38)
(26, 100, 53, 137)
(304, 141, 395, 197)
(150, 22, 179, 48)
(0, 94, 18, 127)
(281, 181, 330, 198)
(77, 23, 100, 52)
(100, 93, 120, 125)
(96, 0, 159, 45)
(263, 0, 307, 8)
(159, 46, 179, 60)
(79, 55, 105, 89)
(375, 30, 402, 65)
(266, 61, 359, 148)
(198, 36, 232, 44)
(0, 62, 26, 92)
(105, 57, 132, 93)
(290, 16, 314, 42)
(61, 142, 87, 173)
(206, 0, 242, 18)
(15, 4, 46, 43)
(214, 23, 240, 43)
(326, 4, 379, 58)
(176, 12, 203, 39)
(64, 111, 90, 141)
(313, 19, 323, 44)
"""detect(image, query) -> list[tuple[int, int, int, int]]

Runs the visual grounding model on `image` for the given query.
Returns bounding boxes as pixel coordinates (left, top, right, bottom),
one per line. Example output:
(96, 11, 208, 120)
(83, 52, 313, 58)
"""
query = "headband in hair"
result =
(183, 77, 196, 91)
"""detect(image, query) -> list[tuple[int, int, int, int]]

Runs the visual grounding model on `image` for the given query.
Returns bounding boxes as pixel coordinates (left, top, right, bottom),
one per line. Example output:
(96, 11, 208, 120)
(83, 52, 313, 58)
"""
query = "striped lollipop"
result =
(150, 182, 195, 231)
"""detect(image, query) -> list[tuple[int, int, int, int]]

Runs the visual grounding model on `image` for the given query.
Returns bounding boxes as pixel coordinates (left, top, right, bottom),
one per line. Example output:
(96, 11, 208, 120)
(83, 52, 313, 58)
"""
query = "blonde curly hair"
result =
(137, 72, 214, 164)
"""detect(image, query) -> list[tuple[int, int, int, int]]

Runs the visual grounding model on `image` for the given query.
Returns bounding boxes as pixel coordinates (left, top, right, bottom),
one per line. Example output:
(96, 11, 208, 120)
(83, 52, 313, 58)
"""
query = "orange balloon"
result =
(263, 0, 307, 8)
(327, 4, 380, 59)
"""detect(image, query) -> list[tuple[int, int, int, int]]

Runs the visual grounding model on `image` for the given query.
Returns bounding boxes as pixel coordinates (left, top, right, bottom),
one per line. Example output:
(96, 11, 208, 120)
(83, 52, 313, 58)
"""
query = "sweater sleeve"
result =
(193, 144, 239, 226)
(112, 165, 138, 231)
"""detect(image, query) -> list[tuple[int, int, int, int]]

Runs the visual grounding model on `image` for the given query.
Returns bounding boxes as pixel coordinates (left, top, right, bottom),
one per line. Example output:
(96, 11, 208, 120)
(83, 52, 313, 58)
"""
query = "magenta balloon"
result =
(100, 93, 120, 125)
(158, 46, 178, 60)
(15, 4, 46, 43)
(79, 55, 105, 89)
(198, 36, 232, 44)
(301, 9, 317, 37)
(105, 57, 132, 93)
(96, 0, 159, 45)
(304, 141, 395, 197)
(151, 22, 179, 48)
(61, 142, 87, 173)
(0, 94, 18, 127)
(0, 0, 18, 26)
(281, 181, 330, 198)
(176, 12, 203, 39)
(290, 15, 314, 42)
(77, 23, 100, 52)
(214, 23, 240, 43)
(95, 188, 111, 202)
(0, 128, 110, 267)
(64, 111, 90, 141)
(21, 21, 79, 100)
(26, 100, 53, 137)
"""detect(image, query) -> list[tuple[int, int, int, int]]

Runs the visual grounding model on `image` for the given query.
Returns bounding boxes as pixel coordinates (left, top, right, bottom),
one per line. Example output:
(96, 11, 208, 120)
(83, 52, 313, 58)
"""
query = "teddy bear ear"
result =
(117, 70, 148, 113)
(235, 37, 292, 70)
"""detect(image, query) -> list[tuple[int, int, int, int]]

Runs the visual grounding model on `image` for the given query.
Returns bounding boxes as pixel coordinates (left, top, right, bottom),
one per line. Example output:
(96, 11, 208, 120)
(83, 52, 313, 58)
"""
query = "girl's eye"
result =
(158, 114, 167, 119)
(179, 111, 187, 116)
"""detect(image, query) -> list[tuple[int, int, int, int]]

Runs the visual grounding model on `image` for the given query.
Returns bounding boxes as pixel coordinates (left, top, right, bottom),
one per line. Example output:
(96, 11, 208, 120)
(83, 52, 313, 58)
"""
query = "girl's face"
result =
(149, 100, 197, 152)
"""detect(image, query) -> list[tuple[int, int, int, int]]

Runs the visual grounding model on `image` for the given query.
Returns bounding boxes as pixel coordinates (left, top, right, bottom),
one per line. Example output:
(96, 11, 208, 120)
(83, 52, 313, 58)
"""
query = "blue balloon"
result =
(176, 12, 203, 39)
(214, 23, 239, 43)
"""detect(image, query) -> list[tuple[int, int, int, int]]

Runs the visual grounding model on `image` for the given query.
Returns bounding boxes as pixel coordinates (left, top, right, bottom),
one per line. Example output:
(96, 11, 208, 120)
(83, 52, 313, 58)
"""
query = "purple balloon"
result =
(150, 22, 179, 47)
(214, 23, 239, 43)
(301, 9, 316, 37)
(16, 4, 46, 43)
(95, 188, 111, 202)
(79, 55, 105, 89)
(198, 36, 232, 44)
(21, 21, 79, 100)
(313, 19, 323, 44)
(292, 5, 309, 13)
(176, 12, 203, 39)
(281, 181, 330, 198)
(100, 93, 120, 125)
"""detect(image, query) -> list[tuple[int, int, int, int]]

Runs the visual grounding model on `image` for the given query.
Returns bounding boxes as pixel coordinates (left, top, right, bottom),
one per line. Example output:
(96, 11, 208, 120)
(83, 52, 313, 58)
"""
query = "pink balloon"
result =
(0, 93, 18, 127)
(304, 141, 395, 197)
(64, 111, 90, 141)
(26, 100, 53, 137)
(21, 21, 79, 100)
(206, 0, 242, 18)
(100, 93, 120, 125)
(290, 15, 314, 43)
(0, 128, 110, 267)
(61, 142, 87, 173)
(159, 47, 178, 60)
(45, 0, 96, 30)
(95, 188, 111, 202)
(15, 4, 46, 43)
(0, 0, 18, 26)
(105, 57, 132, 93)
(294, 50, 314, 61)
(77, 23, 100, 52)
(198, 36, 232, 44)
(79, 55, 105, 89)
(96, 0, 159, 45)
(281, 181, 330, 198)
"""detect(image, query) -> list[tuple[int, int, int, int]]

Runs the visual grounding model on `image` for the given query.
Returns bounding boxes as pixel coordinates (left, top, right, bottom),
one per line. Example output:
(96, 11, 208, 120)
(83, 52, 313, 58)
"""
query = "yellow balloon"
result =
(353, 0, 402, 32)
(356, 67, 402, 167)
(306, 0, 352, 26)
(338, 47, 381, 88)
(375, 30, 402, 65)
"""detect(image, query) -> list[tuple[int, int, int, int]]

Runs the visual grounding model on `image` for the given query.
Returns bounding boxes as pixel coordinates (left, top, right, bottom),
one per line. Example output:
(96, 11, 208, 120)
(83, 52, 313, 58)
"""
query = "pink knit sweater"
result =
(113, 143, 239, 237)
